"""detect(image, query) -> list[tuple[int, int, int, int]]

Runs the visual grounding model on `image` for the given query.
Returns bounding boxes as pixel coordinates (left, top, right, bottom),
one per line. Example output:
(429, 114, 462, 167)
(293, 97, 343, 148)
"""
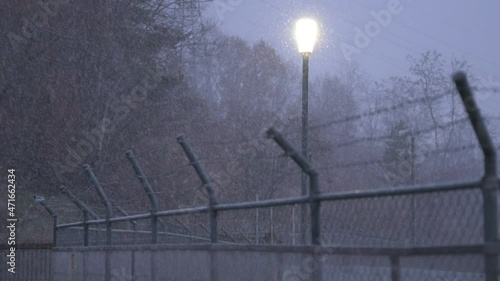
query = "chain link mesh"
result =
(320, 188, 483, 248)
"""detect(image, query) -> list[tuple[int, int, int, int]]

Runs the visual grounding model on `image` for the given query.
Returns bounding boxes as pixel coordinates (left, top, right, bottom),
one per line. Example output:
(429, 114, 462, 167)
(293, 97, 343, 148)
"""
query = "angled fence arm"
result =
(177, 134, 218, 243)
(115, 205, 138, 245)
(199, 223, 209, 234)
(453, 71, 499, 281)
(453, 72, 497, 176)
(126, 150, 159, 244)
(267, 128, 321, 245)
(38, 199, 56, 217)
(116, 205, 137, 226)
(60, 186, 100, 246)
(221, 228, 237, 243)
(175, 218, 191, 234)
(37, 199, 58, 246)
(60, 186, 100, 220)
(84, 164, 114, 246)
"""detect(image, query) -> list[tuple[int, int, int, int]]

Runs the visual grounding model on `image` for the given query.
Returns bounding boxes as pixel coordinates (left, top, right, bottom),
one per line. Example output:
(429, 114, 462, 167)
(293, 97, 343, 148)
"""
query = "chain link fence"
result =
(320, 188, 484, 248)
(37, 73, 500, 281)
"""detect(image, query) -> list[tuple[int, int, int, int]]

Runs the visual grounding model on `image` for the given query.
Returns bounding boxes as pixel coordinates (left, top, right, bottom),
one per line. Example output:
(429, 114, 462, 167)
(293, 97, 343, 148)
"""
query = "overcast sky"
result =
(204, 0, 500, 116)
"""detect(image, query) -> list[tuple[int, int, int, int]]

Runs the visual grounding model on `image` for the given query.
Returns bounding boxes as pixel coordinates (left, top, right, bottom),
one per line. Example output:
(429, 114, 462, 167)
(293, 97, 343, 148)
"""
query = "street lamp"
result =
(295, 18, 318, 245)
(295, 18, 319, 54)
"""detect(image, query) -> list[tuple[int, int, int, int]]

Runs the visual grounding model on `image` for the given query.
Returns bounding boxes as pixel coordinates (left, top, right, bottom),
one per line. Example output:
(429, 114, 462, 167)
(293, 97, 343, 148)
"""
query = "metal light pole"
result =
(300, 52, 309, 245)
(295, 18, 318, 244)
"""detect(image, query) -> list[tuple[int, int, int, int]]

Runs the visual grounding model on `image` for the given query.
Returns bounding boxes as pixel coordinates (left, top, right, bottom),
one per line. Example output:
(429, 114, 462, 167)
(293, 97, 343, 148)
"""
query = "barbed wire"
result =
(485, 116, 500, 121)
(97, 151, 286, 188)
(62, 142, 499, 208)
(419, 144, 481, 158)
(66, 114, 499, 180)
(151, 184, 204, 195)
(186, 137, 262, 146)
(310, 92, 449, 131)
(335, 117, 471, 148)
(201, 153, 288, 165)
(99, 158, 125, 166)
(148, 163, 194, 179)
(472, 87, 500, 93)
(316, 143, 495, 172)
(99, 163, 192, 186)
(86, 150, 289, 188)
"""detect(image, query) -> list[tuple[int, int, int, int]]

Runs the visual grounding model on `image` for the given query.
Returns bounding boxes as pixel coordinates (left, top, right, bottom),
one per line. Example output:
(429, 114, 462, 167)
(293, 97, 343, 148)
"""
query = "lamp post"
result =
(295, 18, 318, 244)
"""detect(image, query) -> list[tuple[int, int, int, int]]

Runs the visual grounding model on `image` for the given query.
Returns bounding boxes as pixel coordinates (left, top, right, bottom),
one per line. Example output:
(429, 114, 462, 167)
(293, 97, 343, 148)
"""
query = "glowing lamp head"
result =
(295, 18, 319, 54)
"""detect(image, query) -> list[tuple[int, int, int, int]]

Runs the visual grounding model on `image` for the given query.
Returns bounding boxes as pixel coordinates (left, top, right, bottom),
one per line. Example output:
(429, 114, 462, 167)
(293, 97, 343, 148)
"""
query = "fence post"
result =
(53, 215, 58, 247)
(84, 164, 114, 246)
(267, 128, 321, 245)
(83, 211, 89, 246)
(256, 194, 259, 244)
(390, 256, 401, 281)
(453, 71, 499, 281)
(177, 134, 218, 243)
(126, 150, 159, 244)
(270, 207, 274, 244)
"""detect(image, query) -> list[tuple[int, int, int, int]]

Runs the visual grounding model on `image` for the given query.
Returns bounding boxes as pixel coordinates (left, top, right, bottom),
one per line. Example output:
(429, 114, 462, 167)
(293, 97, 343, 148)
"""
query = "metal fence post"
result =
(83, 211, 89, 246)
(53, 216, 58, 247)
(84, 164, 114, 246)
(177, 134, 218, 243)
(453, 71, 499, 281)
(126, 150, 159, 244)
(256, 194, 259, 245)
(267, 128, 321, 245)
(390, 256, 401, 281)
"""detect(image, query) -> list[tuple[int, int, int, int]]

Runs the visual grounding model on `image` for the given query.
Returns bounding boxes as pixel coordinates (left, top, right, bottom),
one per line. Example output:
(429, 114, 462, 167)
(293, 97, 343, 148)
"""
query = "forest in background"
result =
(1, 0, 498, 244)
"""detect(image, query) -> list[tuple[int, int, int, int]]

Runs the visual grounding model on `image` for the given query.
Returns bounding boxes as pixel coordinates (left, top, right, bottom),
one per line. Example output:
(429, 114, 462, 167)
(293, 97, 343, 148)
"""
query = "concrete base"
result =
(51, 244, 483, 281)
